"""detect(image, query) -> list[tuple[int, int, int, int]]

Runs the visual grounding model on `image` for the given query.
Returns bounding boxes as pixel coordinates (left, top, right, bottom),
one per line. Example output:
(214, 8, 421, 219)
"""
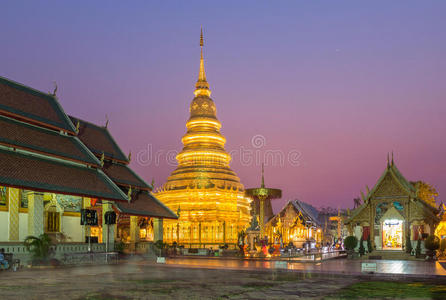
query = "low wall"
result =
(0, 242, 106, 265)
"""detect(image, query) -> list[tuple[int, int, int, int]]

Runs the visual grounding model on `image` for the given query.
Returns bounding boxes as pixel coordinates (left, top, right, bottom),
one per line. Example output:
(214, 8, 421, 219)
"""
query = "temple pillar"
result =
(130, 215, 140, 244)
(102, 201, 115, 252)
(153, 218, 163, 242)
(8, 188, 20, 241)
(198, 222, 202, 247)
(27, 192, 44, 237)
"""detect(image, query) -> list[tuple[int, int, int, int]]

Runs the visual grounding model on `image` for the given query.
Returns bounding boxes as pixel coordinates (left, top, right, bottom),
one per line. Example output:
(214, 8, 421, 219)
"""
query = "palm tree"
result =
(24, 234, 53, 263)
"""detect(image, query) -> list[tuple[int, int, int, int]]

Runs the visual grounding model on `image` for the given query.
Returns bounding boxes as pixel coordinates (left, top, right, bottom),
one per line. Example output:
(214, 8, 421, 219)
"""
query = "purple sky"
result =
(2, 1, 445, 211)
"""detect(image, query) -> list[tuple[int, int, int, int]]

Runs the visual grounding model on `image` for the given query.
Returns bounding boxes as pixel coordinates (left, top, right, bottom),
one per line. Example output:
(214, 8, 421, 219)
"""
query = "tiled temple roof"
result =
(0, 115, 100, 166)
(69, 116, 129, 163)
(102, 161, 151, 190)
(0, 148, 128, 201)
(0, 76, 76, 133)
(114, 190, 177, 219)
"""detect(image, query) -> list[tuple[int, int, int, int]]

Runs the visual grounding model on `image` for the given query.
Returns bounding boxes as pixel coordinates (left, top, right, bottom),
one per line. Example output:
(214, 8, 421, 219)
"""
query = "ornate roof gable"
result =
(368, 163, 416, 200)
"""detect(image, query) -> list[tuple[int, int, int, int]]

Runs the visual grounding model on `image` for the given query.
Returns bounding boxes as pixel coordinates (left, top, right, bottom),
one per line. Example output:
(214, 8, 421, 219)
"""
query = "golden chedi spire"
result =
(155, 29, 251, 247)
(195, 27, 210, 97)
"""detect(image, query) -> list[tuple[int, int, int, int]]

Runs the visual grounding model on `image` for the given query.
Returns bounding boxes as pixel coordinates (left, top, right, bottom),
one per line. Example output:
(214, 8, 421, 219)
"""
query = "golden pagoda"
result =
(155, 29, 251, 247)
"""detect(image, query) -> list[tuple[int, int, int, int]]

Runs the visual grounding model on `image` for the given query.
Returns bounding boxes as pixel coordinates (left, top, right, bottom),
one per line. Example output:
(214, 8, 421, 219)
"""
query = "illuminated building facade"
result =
(155, 30, 251, 247)
(346, 156, 440, 256)
(265, 200, 322, 248)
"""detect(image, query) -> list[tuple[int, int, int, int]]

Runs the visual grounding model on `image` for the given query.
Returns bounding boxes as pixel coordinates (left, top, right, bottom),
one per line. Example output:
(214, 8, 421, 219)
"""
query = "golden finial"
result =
(75, 120, 80, 133)
(200, 26, 204, 47)
(261, 163, 265, 188)
(387, 153, 390, 167)
(391, 151, 394, 166)
(100, 152, 105, 167)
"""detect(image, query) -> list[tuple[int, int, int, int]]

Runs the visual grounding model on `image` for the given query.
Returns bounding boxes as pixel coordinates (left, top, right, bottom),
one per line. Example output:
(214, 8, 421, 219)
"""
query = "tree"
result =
(24, 234, 52, 264)
(358, 237, 365, 256)
(405, 234, 412, 254)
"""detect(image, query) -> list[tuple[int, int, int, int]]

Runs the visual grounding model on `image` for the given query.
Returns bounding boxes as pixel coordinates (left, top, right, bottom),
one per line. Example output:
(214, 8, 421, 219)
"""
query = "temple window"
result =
(46, 211, 60, 232)
(0, 186, 8, 211)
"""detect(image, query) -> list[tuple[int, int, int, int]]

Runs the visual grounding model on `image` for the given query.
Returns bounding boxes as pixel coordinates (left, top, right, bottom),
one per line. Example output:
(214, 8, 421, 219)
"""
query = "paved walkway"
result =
(166, 257, 446, 277)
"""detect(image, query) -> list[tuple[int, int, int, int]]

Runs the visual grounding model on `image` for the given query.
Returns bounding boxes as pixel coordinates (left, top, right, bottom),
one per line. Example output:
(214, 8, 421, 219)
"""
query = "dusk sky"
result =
(2, 1, 445, 211)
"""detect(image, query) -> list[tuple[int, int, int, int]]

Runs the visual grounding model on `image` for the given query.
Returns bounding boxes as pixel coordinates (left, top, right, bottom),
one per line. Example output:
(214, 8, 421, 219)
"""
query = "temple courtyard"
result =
(1, 259, 446, 299)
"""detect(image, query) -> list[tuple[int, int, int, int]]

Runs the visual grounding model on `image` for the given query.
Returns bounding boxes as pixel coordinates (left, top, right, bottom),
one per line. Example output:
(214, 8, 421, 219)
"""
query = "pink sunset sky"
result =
(2, 1, 445, 211)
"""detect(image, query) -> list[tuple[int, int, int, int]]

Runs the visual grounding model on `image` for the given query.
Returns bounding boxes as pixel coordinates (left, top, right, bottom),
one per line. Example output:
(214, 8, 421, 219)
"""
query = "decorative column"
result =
(153, 218, 163, 242)
(27, 191, 44, 237)
(198, 222, 202, 247)
(8, 188, 20, 241)
(130, 215, 139, 243)
(102, 201, 115, 252)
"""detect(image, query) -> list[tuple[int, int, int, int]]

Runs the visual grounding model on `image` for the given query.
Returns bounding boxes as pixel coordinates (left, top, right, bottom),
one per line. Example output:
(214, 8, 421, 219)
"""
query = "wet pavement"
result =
(1, 258, 446, 299)
(165, 257, 446, 277)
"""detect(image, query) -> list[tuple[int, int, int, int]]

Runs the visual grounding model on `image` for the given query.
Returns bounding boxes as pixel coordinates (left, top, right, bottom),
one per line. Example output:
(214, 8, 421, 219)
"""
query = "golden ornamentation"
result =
(155, 30, 251, 246)
(375, 174, 406, 197)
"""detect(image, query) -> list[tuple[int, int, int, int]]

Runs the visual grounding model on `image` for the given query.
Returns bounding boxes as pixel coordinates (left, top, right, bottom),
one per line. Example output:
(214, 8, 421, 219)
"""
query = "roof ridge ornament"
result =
(128, 151, 132, 162)
(50, 81, 58, 97)
(127, 186, 132, 203)
(105, 114, 109, 128)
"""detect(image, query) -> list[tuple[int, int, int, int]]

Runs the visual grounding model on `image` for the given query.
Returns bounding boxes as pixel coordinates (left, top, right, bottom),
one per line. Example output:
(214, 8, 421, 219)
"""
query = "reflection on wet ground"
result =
(166, 257, 446, 276)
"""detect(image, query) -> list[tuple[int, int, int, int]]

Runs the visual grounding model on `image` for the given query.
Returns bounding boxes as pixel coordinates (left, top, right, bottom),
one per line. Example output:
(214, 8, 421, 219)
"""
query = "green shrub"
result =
(367, 236, 373, 253)
(24, 234, 52, 263)
(344, 236, 358, 251)
(415, 239, 422, 257)
(358, 238, 365, 256)
(424, 235, 440, 251)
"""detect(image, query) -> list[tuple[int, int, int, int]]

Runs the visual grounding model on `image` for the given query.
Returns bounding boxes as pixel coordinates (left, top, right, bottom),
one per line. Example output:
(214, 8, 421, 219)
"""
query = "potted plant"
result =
(405, 234, 412, 254)
(344, 236, 358, 259)
(367, 236, 373, 254)
(24, 234, 54, 266)
(424, 235, 440, 260)
(358, 237, 365, 256)
(415, 238, 422, 258)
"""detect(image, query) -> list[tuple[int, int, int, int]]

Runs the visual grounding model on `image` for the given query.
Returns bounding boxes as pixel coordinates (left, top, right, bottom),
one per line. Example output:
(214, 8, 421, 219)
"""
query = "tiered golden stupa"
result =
(155, 29, 251, 247)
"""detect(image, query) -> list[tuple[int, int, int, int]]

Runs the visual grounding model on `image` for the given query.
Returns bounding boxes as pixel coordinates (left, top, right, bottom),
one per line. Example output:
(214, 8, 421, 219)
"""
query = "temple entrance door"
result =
(382, 219, 403, 250)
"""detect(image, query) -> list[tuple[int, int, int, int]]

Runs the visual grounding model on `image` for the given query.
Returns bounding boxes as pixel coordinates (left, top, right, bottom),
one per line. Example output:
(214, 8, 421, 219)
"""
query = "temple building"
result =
(70, 116, 177, 249)
(346, 156, 441, 255)
(265, 200, 322, 248)
(155, 30, 251, 247)
(0, 75, 175, 261)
